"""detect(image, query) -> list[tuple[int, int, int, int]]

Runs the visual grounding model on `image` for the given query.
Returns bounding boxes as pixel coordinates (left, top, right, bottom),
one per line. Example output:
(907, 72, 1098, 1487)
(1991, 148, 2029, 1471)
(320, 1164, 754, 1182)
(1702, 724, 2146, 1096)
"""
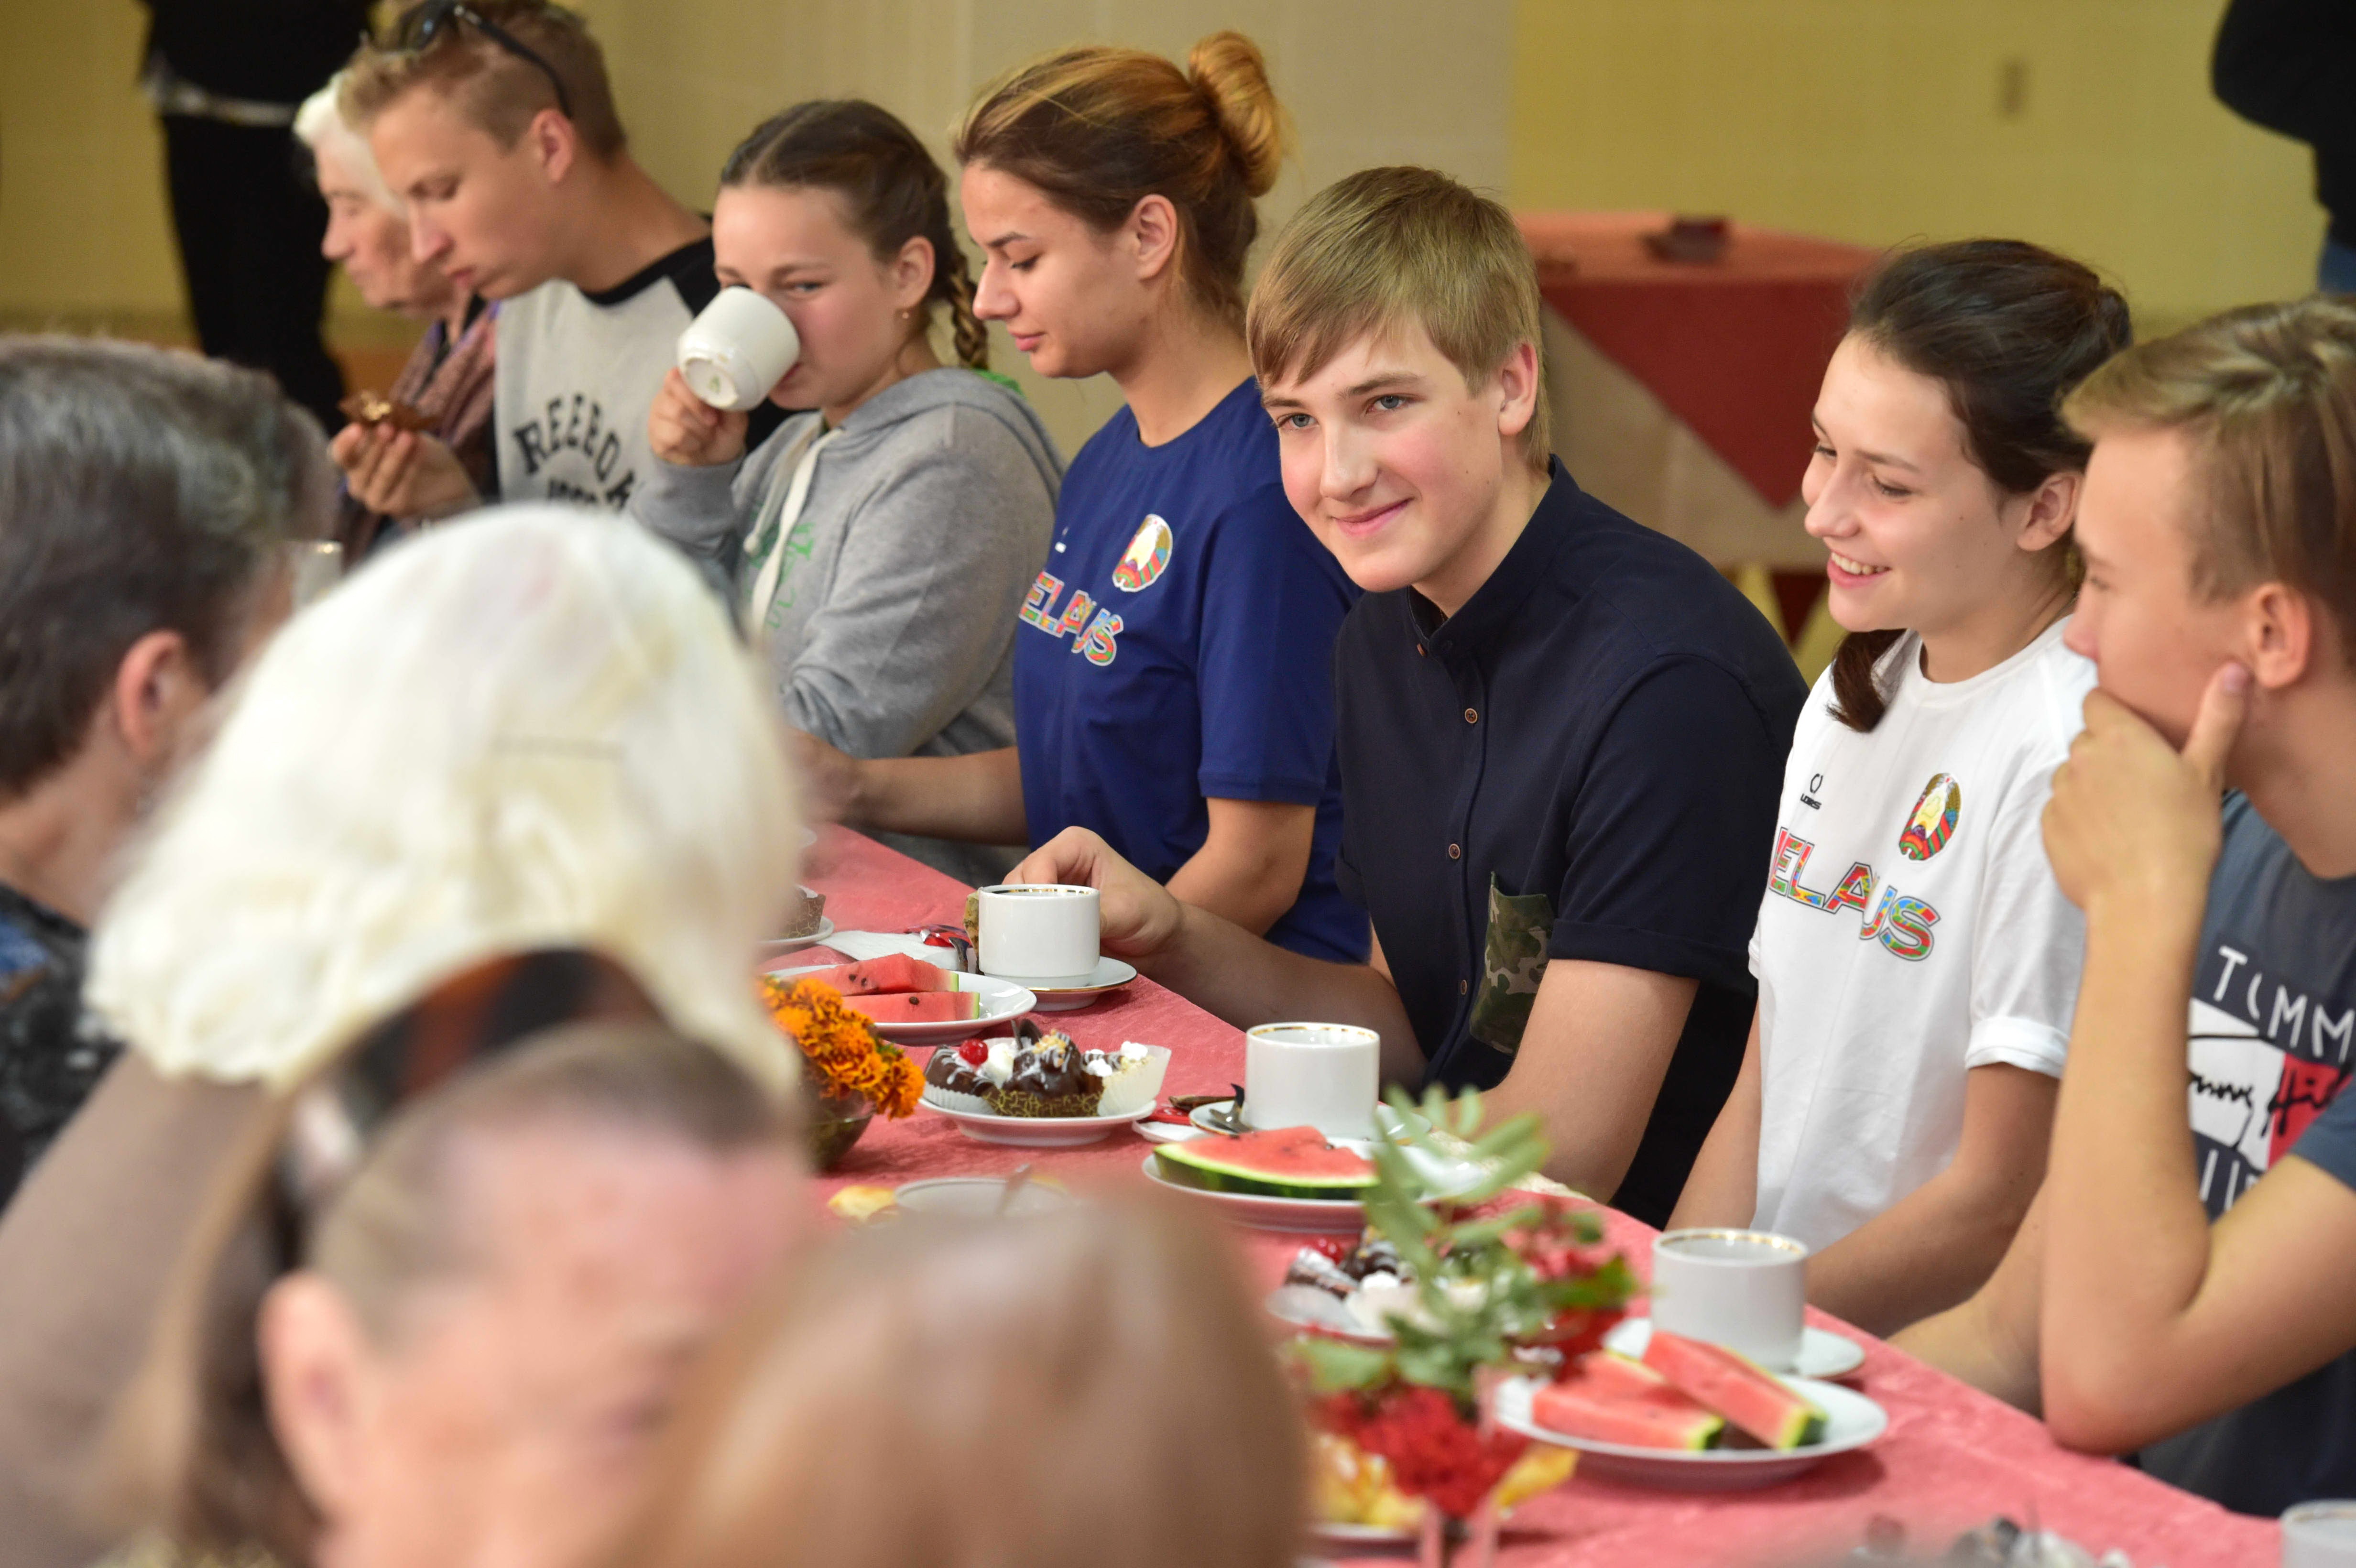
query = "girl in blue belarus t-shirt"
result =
(798, 31, 1367, 960)
(1012, 378, 1363, 961)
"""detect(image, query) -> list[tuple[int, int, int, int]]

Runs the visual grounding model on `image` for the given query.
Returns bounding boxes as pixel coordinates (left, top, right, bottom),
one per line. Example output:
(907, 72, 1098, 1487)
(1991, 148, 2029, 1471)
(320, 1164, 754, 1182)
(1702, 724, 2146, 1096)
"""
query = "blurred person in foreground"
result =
(107, 1016, 803, 1568)
(295, 73, 497, 557)
(1895, 296, 2356, 1515)
(0, 504, 802, 1568)
(613, 1198, 1306, 1568)
(0, 339, 330, 1201)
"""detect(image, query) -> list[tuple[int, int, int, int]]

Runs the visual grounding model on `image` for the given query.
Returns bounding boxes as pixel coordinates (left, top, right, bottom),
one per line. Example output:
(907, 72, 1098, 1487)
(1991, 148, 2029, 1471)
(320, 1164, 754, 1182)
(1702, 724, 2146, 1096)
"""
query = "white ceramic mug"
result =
(1243, 1022, 1380, 1141)
(1649, 1228, 1810, 1372)
(2285, 1503, 2356, 1568)
(676, 286, 799, 410)
(974, 884, 1099, 983)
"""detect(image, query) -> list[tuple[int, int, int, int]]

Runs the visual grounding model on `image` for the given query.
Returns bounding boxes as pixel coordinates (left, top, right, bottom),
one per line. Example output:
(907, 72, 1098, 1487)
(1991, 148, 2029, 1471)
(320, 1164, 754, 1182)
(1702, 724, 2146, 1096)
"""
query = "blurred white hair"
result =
(294, 72, 397, 212)
(86, 504, 802, 1090)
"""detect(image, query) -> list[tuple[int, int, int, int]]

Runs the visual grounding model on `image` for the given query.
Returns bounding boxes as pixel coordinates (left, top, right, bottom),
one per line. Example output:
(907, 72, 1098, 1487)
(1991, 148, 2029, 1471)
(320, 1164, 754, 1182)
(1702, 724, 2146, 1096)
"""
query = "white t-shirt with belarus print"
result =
(1748, 618, 2094, 1251)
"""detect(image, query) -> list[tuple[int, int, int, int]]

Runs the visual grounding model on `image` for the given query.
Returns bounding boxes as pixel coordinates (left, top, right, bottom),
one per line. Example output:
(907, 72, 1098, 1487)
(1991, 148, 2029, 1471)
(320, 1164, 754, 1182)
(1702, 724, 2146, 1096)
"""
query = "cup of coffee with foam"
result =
(973, 883, 1100, 984)
(1648, 1228, 1810, 1372)
(676, 286, 799, 411)
(1243, 1023, 1380, 1141)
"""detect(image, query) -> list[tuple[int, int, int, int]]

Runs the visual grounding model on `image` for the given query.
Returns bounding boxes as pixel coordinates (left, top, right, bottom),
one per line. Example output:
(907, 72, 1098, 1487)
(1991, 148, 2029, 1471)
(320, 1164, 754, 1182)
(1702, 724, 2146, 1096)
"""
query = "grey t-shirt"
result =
(2140, 792, 2356, 1514)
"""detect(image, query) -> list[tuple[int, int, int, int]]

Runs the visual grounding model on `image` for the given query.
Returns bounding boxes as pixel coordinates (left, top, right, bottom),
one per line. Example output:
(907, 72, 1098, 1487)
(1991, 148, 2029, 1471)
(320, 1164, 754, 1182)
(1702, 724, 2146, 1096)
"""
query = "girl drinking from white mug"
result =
(801, 34, 1364, 961)
(636, 99, 1061, 883)
(1670, 240, 2130, 1335)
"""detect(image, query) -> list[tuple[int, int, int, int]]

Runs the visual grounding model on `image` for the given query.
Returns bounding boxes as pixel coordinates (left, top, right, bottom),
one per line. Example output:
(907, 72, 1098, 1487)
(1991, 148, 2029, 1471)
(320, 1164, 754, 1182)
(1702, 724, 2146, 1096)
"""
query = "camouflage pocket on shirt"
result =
(1467, 875, 1555, 1057)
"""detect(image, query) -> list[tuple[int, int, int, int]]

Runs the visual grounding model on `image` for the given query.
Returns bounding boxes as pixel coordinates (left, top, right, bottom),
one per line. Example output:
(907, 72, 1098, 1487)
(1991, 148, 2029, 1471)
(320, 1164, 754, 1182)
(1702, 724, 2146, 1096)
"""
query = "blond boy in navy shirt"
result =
(1013, 168, 1803, 1222)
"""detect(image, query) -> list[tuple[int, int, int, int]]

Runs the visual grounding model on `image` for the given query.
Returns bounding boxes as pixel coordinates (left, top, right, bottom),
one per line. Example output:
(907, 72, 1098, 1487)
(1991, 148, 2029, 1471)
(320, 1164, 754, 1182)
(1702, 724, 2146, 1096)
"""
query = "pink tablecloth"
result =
(800, 827, 2276, 1566)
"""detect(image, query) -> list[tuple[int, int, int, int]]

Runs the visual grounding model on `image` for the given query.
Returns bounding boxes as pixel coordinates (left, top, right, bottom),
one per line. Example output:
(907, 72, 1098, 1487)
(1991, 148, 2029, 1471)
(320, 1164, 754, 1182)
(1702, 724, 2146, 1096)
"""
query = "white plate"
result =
(919, 1091, 1154, 1147)
(1603, 1318, 1866, 1381)
(1492, 1372, 1887, 1491)
(758, 916, 836, 958)
(1139, 1152, 1367, 1234)
(1013, 957, 1140, 1012)
(767, 965, 1035, 1045)
(894, 1176, 1073, 1216)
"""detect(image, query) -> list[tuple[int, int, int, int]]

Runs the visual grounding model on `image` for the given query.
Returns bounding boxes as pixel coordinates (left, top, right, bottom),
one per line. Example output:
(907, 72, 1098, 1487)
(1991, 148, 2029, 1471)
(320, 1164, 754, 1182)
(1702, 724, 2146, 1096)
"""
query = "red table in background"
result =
(801, 827, 2275, 1567)
(1517, 211, 1875, 655)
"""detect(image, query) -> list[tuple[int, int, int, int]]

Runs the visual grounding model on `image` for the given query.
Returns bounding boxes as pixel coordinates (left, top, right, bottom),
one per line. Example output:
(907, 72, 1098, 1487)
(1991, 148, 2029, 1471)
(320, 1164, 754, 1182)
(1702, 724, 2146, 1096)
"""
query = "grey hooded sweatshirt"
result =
(635, 368, 1061, 884)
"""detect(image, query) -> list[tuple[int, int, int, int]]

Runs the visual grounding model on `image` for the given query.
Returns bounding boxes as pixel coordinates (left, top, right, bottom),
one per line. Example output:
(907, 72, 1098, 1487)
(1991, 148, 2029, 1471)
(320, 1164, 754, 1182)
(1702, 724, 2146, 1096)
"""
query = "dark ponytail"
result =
(1828, 239, 2132, 730)
(720, 100, 987, 371)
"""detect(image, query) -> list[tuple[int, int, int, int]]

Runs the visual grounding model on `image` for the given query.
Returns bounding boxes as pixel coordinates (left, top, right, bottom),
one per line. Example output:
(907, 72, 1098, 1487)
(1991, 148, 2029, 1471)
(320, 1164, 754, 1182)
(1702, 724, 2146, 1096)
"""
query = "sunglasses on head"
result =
(394, 0, 574, 120)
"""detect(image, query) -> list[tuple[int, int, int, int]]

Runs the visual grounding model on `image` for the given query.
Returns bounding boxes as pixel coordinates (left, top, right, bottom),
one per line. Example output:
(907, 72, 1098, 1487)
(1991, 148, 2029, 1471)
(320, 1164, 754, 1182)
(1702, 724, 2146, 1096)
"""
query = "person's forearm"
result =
(1141, 903, 1418, 1075)
(1667, 1014, 1762, 1231)
(1891, 1289, 2045, 1414)
(849, 747, 1027, 846)
(1166, 802, 1312, 937)
(1807, 1165, 2040, 1338)
(2039, 900, 2214, 1450)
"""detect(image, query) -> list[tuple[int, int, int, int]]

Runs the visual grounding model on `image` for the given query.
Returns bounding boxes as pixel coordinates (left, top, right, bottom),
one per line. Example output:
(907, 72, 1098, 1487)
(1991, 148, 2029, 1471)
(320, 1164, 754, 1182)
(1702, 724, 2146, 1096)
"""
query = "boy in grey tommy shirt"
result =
(636, 367, 1059, 882)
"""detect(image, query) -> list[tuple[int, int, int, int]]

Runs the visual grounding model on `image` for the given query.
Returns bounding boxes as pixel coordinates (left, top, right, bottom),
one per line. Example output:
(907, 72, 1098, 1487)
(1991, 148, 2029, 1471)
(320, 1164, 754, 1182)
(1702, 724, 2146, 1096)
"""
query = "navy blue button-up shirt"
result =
(1332, 461, 1805, 1224)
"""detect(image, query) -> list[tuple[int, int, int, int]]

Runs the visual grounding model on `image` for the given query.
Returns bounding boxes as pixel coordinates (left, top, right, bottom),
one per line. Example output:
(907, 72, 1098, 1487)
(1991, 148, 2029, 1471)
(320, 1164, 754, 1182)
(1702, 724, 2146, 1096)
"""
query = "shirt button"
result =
(1417, 644, 1426, 657)
(1459, 977, 1470, 995)
(1448, 843, 1462, 860)
(1464, 707, 1478, 724)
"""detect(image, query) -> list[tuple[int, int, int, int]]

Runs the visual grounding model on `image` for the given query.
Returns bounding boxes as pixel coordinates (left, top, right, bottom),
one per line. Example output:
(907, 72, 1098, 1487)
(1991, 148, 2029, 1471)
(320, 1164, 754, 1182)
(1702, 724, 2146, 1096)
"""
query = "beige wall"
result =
(582, 0, 1516, 451)
(0, 1, 2326, 446)
(1510, 0, 2323, 333)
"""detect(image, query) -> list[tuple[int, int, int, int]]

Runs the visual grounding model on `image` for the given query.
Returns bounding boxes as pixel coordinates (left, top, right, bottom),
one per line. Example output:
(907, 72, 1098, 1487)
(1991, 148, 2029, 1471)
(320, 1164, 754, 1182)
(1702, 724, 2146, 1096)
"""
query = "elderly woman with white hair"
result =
(0, 504, 805, 1568)
(296, 72, 496, 556)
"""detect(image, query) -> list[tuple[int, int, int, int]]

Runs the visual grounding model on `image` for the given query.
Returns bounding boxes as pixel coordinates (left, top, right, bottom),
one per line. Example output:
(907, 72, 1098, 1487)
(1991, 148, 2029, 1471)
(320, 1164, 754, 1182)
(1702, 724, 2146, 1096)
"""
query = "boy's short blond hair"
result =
(2063, 295, 2356, 661)
(1247, 165, 1551, 474)
(341, 0, 625, 163)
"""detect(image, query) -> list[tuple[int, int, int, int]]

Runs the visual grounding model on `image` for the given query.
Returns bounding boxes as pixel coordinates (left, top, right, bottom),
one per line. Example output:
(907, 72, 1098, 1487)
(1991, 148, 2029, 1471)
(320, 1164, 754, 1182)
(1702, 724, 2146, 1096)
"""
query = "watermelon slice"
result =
(1640, 1330, 1826, 1449)
(1153, 1125, 1375, 1200)
(843, 990, 980, 1024)
(797, 953, 950, 996)
(1531, 1353, 1723, 1450)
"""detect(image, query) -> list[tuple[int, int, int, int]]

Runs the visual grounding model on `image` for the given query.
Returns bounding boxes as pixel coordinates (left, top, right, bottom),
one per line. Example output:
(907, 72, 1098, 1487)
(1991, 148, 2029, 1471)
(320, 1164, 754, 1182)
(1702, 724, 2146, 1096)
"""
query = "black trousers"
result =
(159, 113, 344, 433)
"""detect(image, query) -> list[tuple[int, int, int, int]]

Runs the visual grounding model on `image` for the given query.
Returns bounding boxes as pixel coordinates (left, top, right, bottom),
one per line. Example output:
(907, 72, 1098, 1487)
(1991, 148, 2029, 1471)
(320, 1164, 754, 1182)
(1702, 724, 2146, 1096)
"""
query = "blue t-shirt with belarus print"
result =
(2138, 792, 2356, 1516)
(1011, 378, 1366, 962)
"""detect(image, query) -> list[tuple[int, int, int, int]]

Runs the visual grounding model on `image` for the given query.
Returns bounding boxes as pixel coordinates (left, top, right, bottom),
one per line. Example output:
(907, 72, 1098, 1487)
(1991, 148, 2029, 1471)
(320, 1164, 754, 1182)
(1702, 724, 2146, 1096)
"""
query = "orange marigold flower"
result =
(760, 976, 923, 1119)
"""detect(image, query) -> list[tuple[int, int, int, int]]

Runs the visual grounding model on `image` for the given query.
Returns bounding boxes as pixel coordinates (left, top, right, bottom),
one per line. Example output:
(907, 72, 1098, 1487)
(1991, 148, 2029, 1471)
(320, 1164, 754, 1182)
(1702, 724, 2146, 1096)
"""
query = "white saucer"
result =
(1186, 1100, 1433, 1143)
(758, 916, 835, 958)
(1493, 1371, 1887, 1491)
(919, 1092, 1153, 1147)
(1139, 1151, 1366, 1234)
(1603, 1318, 1866, 1380)
(983, 957, 1138, 1011)
(767, 964, 1035, 1045)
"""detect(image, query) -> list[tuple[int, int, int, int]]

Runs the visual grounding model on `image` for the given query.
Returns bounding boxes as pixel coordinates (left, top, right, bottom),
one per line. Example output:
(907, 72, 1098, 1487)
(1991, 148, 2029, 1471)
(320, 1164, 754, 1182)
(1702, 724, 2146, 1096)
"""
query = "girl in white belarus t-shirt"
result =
(1670, 240, 2130, 1336)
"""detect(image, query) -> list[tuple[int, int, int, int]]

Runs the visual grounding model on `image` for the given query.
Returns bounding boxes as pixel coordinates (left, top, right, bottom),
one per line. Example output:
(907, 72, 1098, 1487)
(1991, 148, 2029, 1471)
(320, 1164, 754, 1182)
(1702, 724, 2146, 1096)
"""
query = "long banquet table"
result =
(798, 827, 2276, 1566)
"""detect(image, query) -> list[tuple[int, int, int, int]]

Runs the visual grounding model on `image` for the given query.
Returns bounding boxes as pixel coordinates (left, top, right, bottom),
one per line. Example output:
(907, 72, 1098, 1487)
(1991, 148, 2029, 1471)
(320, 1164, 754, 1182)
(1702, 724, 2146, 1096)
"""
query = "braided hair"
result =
(720, 100, 987, 371)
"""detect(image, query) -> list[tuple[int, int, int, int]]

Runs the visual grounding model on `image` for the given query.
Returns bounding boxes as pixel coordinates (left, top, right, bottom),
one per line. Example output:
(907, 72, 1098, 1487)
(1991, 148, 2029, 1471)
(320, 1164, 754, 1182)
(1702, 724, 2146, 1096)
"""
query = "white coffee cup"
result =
(2285, 1503, 2356, 1568)
(1649, 1228, 1809, 1372)
(974, 884, 1099, 983)
(1243, 1023, 1380, 1141)
(676, 286, 800, 411)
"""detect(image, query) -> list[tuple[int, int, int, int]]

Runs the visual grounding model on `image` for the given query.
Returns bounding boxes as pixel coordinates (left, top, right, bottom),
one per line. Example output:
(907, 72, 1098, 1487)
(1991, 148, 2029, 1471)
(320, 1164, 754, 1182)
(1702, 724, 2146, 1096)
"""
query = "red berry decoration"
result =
(957, 1040, 989, 1066)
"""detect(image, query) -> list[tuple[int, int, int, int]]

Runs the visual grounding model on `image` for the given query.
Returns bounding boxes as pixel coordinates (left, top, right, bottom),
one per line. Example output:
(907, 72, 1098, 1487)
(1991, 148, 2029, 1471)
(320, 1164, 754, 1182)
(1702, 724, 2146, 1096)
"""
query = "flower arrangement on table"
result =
(1293, 1087, 1636, 1562)
(760, 976, 924, 1166)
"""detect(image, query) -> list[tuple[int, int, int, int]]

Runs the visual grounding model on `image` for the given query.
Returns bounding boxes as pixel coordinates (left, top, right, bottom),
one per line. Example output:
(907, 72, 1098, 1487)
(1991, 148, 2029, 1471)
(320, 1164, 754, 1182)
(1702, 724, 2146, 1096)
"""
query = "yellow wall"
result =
(0, 1, 2329, 416)
(1510, 0, 2323, 333)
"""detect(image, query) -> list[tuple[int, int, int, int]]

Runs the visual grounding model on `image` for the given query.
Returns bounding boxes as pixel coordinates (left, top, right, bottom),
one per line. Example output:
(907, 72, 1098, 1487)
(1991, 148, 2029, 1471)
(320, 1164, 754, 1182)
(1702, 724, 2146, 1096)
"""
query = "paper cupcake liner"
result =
(1092, 1045, 1172, 1119)
(921, 1085, 996, 1116)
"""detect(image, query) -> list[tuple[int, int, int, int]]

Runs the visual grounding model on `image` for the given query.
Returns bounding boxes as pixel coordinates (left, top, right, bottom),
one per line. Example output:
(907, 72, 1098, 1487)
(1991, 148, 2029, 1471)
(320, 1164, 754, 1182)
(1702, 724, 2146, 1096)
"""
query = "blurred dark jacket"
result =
(2214, 0, 2356, 247)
